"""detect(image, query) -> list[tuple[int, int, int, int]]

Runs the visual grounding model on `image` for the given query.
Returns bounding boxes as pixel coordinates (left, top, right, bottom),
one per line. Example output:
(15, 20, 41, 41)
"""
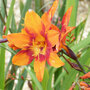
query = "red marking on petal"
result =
(39, 54, 46, 62)
(27, 50, 34, 64)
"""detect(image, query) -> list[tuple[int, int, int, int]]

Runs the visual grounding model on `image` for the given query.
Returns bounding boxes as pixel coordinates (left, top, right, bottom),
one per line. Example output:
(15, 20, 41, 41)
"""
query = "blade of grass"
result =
(47, 67, 57, 90)
(58, 0, 66, 20)
(54, 71, 66, 88)
(11, 14, 17, 33)
(54, 67, 63, 90)
(71, 35, 90, 52)
(75, 19, 87, 40)
(0, 44, 5, 90)
(24, 66, 43, 90)
(5, 0, 15, 35)
(19, 0, 24, 15)
(41, 68, 49, 90)
(5, 55, 14, 78)
(38, 1, 53, 14)
(0, 0, 7, 36)
(35, 0, 44, 16)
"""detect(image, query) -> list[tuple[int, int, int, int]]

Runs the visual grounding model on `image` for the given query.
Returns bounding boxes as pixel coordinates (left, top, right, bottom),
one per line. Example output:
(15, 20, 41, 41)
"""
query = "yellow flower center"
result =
(30, 39, 46, 57)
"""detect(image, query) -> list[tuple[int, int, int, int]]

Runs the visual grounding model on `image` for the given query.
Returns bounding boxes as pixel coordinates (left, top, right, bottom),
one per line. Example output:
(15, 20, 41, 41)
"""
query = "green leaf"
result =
(24, 66, 43, 90)
(75, 19, 87, 40)
(41, 68, 49, 90)
(35, 0, 44, 16)
(54, 67, 62, 90)
(0, 0, 7, 36)
(0, 44, 5, 90)
(17, 0, 32, 32)
(20, 0, 24, 15)
(38, 1, 52, 14)
(5, 55, 14, 78)
(71, 36, 90, 52)
(54, 70, 66, 89)
(5, 0, 15, 35)
(58, 0, 66, 20)
(11, 14, 17, 33)
(47, 67, 57, 90)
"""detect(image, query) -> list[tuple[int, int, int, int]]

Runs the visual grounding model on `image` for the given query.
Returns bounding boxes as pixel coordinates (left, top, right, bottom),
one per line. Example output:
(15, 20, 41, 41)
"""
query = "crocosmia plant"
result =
(0, 0, 90, 90)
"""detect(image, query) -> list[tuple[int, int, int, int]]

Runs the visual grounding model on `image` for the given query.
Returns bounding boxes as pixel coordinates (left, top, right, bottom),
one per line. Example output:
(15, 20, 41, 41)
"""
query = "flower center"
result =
(30, 40, 46, 57)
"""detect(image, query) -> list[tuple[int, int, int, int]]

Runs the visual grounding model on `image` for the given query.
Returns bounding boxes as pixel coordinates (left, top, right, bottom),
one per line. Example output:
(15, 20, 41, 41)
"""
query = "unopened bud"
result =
(13, 73, 15, 76)
(70, 33, 74, 38)
(11, 77, 15, 80)
(21, 76, 24, 80)
(3, 26, 6, 34)
(66, 39, 70, 42)
(71, 37, 75, 43)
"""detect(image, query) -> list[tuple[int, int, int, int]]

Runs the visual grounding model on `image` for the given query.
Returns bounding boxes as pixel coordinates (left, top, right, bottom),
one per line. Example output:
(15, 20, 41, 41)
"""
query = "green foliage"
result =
(0, 0, 89, 90)
(41, 68, 49, 90)
(25, 66, 43, 90)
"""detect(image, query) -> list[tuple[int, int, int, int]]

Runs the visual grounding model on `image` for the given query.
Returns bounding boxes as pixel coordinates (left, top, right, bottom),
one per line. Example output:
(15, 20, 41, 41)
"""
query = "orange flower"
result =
(5, 0, 64, 82)
(80, 72, 90, 79)
(47, 6, 76, 52)
(80, 81, 90, 90)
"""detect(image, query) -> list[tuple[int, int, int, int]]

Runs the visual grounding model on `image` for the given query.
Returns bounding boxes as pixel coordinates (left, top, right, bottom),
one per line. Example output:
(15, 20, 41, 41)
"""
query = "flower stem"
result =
(62, 54, 86, 74)
(75, 58, 86, 74)
(0, 13, 6, 24)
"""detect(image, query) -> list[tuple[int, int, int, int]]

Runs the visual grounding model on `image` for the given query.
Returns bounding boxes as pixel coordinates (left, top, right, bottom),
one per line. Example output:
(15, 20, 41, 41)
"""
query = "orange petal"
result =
(41, 0, 59, 30)
(47, 30, 59, 47)
(8, 43, 19, 50)
(50, 24, 60, 31)
(34, 59, 46, 82)
(61, 6, 73, 27)
(3, 35, 7, 39)
(47, 51, 64, 68)
(24, 10, 45, 35)
(41, 12, 51, 31)
(47, 0, 59, 20)
(80, 72, 90, 79)
(12, 50, 34, 66)
(80, 81, 89, 87)
(21, 28, 28, 35)
(7, 33, 31, 49)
